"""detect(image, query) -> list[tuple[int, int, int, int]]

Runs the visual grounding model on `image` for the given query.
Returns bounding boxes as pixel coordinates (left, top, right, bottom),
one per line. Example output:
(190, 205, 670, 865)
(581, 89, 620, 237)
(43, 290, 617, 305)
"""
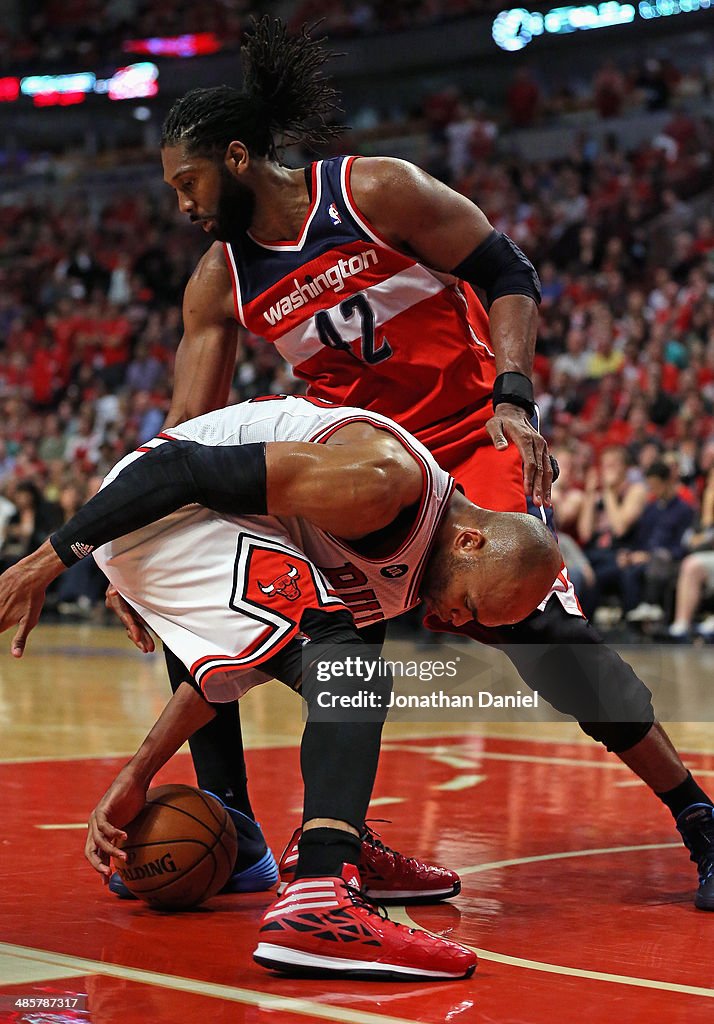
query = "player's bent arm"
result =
(86, 682, 216, 876)
(0, 437, 422, 652)
(351, 158, 550, 504)
(350, 157, 493, 268)
(350, 158, 540, 315)
(266, 434, 423, 537)
(164, 245, 239, 429)
(128, 680, 216, 784)
(0, 434, 422, 652)
(46, 435, 423, 567)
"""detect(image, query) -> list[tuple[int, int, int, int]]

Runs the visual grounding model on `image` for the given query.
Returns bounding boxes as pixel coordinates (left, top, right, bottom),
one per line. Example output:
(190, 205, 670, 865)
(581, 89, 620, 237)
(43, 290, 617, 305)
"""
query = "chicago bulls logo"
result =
(233, 537, 344, 630)
(257, 563, 301, 601)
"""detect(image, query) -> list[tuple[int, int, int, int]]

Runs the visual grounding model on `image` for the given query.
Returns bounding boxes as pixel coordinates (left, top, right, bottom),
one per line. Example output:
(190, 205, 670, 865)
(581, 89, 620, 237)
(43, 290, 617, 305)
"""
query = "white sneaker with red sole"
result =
(253, 864, 476, 981)
(278, 823, 461, 903)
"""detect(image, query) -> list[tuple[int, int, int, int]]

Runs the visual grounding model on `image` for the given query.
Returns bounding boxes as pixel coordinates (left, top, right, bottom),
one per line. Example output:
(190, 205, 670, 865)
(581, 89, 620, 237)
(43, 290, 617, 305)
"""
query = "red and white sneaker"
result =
(253, 864, 476, 981)
(278, 824, 461, 904)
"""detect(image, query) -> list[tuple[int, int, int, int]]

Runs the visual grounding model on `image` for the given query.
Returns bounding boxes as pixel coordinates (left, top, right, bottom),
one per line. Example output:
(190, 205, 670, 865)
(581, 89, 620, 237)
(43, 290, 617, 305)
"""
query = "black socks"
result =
(657, 771, 713, 820)
(295, 827, 361, 878)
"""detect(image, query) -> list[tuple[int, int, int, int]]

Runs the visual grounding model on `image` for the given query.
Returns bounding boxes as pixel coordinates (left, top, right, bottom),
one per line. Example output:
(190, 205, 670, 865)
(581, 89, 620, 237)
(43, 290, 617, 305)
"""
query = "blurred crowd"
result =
(0, 185, 294, 617)
(352, 53, 713, 148)
(535, 188, 714, 637)
(286, 0, 497, 37)
(0, 0, 250, 68)
(0, 46, 713, 636)
(1, 0, 500, 68)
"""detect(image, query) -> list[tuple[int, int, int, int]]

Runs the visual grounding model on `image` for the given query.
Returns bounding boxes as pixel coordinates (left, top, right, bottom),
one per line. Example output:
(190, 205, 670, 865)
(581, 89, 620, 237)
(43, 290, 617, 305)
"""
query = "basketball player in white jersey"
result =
(0, 395, 560, 981)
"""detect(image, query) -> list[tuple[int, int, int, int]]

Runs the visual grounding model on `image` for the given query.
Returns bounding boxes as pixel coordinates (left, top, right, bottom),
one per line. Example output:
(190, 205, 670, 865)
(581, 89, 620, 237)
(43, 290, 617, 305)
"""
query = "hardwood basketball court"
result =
(1, 624, 713, 1023)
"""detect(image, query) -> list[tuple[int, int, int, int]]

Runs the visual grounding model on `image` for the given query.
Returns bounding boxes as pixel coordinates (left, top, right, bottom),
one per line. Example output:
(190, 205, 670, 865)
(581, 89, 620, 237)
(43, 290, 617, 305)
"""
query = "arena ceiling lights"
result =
(492, 0, 712, 51)
(0, 62, 159, 107)
(122, 32, 222, 58)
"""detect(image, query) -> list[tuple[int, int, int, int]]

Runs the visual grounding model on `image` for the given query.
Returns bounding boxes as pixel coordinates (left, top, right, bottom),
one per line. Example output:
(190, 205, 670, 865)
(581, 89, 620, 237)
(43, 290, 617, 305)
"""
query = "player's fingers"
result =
(85, 827, 110, 875)
(113, 602, 153, 652)
(543, 451, 555, 507)
(124, 619, 153, 653)
(11, 618, 29, 658)
(531, 435, 549, 507)
(486, 418, 508, 450)
(108, 591, 154, 652)
(85, 842, 111, 879)
(106, 589, 133, 625)
(531, 455, 544, 507)
(116, 604, 136, 630)
(519, 436, 538, 499)
(97, 825, 128, 859)
(123, 614, 145, 647)
(93, 813, 128, 860)
(135, 625, 155, 654)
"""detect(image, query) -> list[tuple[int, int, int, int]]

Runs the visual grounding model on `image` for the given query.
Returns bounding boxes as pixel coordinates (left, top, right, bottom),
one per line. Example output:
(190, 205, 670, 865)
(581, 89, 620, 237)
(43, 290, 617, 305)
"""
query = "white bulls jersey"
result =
(94, 396, 454, 702)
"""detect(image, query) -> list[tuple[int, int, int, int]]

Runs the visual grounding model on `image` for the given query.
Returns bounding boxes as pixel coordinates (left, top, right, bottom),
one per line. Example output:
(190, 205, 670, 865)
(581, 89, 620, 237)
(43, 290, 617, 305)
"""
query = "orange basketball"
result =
(113, 784, 237, 910)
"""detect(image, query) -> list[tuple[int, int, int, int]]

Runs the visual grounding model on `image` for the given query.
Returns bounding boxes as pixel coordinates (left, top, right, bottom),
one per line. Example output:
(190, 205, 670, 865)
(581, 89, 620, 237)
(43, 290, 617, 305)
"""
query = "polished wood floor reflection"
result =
(1, 623, 713, 1024)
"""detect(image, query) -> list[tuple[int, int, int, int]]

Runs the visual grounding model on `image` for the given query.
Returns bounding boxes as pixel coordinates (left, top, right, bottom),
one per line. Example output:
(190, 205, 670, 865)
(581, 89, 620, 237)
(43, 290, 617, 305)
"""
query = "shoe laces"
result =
(362, 820, 418, 867)
(344, 881, 414, 933)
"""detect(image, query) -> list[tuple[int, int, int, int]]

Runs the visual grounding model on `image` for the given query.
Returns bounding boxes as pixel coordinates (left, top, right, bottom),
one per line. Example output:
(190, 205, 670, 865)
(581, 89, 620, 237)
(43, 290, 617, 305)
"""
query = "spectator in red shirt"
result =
(506, 68, 541, 128)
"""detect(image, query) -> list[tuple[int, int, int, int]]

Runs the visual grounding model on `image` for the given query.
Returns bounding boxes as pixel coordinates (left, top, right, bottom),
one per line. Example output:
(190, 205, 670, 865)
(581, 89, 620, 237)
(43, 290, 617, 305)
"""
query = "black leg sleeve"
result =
(299, 641, 393, 830)
(163, 646, 254, 819)
(452, 597, 655, 753)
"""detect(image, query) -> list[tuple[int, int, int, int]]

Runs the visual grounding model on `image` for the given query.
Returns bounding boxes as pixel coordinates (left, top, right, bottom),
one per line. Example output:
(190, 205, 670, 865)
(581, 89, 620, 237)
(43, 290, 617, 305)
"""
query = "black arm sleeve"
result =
(50, 440, 267, 566)
(451, 229, 541, 307)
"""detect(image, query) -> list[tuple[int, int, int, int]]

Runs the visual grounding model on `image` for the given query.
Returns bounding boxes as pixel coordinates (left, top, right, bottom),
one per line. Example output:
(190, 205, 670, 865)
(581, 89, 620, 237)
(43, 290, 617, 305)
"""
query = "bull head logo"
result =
(258, 563, 301, 601)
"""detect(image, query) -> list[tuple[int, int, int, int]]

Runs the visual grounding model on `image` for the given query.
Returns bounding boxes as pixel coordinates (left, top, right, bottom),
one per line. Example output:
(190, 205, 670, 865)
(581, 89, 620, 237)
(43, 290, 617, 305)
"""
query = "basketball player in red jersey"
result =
(106, 19, 714, 910)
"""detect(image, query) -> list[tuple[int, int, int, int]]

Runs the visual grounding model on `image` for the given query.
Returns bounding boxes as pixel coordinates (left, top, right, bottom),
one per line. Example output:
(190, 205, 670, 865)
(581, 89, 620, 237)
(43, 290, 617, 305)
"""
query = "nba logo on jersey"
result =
(328, 202, 341, 226)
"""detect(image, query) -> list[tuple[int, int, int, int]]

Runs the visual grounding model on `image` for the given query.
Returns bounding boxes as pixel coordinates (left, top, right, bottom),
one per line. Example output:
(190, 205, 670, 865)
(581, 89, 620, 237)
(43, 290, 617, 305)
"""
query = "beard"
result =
(209, 167, 256, 241)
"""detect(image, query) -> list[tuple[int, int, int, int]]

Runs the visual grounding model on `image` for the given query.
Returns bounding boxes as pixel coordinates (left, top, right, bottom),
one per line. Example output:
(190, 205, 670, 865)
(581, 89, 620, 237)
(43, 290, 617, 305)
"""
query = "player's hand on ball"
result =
(486, 402, 553, 507)
(85, 767, 149, 880)
(105, 584, 155, 653)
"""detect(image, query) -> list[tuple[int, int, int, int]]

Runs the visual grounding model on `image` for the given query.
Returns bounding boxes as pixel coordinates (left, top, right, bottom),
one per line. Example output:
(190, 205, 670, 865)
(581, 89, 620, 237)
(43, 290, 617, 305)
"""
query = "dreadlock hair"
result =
(161, 17, 345, 161)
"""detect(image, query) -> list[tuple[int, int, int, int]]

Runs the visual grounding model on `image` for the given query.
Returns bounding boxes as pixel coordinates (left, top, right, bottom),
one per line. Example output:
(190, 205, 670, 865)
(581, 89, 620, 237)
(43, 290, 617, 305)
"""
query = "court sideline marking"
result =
(395, 840, 713, 1000)
(381, 742, 714, 776)
(5, 736, 714, 767)
(455, 840, 682, 877)
(0, 942, 427, 1024)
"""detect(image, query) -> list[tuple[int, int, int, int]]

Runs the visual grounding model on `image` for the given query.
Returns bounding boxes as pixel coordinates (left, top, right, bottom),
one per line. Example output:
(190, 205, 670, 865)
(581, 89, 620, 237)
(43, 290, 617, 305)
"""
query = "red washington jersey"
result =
(223, 156, 496, 436)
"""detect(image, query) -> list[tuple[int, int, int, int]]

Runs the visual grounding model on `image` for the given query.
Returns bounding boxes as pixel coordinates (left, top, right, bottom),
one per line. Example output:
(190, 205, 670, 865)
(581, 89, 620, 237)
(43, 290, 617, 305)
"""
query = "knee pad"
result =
(577, 718, 654, 753)
(501, 597, 655, 752)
